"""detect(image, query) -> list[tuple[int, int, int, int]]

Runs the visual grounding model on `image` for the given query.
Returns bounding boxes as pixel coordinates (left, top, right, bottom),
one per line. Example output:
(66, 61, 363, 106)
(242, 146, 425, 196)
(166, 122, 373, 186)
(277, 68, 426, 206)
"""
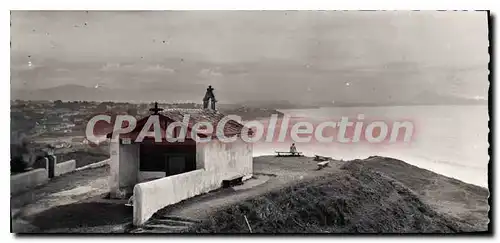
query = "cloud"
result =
(143, 64, 176, 73)
(55, 68, 70, 72)
(199, 68, 223, 77)
(100, 63, 121, 71)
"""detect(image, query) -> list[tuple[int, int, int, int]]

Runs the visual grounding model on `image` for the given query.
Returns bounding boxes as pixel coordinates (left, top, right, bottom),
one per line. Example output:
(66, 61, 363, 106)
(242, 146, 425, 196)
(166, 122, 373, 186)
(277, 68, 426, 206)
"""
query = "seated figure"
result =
(290, 143, 297, 154)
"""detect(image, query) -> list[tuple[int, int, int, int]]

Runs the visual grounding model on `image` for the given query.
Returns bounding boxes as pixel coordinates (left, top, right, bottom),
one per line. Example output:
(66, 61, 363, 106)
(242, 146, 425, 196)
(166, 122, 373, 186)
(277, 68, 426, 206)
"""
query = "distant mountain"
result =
(10, 59, 488, 106)
(12, 84, 107, 101)
(11, 83, 488, 107)
(11, 83, 210, 103)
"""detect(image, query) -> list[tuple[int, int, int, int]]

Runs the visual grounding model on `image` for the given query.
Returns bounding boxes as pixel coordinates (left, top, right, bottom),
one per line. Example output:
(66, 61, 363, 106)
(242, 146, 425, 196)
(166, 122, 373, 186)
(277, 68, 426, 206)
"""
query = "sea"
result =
(252, 105, 489, 188)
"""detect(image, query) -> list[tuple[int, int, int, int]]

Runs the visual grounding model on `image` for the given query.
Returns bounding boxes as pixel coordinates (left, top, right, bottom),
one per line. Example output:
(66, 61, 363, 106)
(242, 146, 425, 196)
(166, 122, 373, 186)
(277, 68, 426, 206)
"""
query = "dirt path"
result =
(132, 156, 346, 232)
(168, 156, 346, 219)
(12, 156, 345, 233)
(11, 155, 488, 233)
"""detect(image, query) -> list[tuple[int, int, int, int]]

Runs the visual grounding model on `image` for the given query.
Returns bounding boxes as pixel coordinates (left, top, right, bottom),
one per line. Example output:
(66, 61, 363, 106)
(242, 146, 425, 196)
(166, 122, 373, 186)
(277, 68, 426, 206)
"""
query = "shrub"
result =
(10, 138, 38, 173)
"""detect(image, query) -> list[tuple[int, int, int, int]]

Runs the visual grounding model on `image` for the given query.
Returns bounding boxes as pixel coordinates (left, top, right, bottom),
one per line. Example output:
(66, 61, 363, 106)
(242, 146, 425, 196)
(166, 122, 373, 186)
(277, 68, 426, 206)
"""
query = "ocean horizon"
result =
(252, 105, 489, 188)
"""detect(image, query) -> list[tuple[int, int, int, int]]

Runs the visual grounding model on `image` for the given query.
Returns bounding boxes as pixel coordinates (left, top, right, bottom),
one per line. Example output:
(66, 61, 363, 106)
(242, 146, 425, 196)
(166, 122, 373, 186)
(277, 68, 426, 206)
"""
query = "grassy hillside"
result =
(189, 158, 482, 233)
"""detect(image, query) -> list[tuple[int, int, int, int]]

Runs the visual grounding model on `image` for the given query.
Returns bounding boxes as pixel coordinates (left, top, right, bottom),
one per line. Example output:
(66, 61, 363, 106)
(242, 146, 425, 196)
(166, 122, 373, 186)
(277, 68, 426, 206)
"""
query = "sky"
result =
(10, 11, 490, 103)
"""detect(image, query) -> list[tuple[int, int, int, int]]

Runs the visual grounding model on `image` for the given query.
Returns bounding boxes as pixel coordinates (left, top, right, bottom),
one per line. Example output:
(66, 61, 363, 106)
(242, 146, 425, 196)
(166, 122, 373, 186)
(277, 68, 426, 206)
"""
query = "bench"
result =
(314, 155, 332, 161)
(222, 174, 244, 188)
(317, 161, 330, 170)
(275, 151, 304, 157)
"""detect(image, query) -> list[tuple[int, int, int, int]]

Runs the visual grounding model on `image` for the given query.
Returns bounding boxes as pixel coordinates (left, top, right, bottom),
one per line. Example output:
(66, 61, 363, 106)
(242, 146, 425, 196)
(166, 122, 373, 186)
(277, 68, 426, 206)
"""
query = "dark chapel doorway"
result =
(139, 141, 197, 177)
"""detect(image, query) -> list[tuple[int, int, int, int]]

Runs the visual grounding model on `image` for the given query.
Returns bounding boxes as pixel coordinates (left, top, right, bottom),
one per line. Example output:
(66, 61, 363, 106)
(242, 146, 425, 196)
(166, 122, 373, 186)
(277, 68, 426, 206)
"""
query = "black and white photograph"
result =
(9, 9, 491, 234)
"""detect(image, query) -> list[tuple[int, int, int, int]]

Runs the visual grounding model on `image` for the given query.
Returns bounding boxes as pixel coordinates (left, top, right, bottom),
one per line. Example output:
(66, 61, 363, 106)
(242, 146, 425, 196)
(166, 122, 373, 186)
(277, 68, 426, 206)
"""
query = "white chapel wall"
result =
(110, 141, 140, 198)
(109, 140, 120, 197)
(200, 137, 253, 179)
(119, 143, 139, 189)
(133, 137, 253, 225)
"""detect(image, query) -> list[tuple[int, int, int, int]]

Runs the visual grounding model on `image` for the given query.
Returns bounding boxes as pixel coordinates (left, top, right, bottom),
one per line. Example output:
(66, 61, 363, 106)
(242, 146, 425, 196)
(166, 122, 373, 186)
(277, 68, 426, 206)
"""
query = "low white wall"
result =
(133, 138, 254, 226)
(133, 169, 220, 225)
(11, 168, 49, 195)
(55, 160, 76, 177)
(75, 158, 110, 171)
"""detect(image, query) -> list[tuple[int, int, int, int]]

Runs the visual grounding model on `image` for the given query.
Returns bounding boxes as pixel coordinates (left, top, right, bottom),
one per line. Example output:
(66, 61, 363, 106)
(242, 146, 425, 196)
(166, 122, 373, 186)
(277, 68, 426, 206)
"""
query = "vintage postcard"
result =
(10, 10, 490, 234)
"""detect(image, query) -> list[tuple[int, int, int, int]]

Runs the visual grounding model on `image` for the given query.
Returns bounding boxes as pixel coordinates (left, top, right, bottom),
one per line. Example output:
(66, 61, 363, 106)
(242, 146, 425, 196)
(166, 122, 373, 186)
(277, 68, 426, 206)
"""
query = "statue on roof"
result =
(203, 85, 217, 110)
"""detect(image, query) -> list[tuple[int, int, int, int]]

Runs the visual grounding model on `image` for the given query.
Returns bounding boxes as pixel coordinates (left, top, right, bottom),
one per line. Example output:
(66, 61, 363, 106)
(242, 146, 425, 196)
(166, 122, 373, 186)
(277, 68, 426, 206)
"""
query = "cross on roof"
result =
(149, 102, 164, 115)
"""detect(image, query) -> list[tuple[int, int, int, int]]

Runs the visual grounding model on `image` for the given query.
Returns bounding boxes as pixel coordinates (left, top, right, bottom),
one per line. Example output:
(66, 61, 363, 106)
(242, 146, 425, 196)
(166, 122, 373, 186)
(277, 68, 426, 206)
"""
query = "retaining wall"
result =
(54, 159, 76, 177)
(11, 157, 111, 195)
(75, 158, 110, 171)
(133, 169, 221, 226)
(10, 168, 49, 195)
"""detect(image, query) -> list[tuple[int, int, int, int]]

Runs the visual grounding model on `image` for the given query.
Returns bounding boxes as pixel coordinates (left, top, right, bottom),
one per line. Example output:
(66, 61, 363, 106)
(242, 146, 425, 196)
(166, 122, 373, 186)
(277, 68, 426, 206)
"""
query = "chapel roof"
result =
(106, 108, 246, 140)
